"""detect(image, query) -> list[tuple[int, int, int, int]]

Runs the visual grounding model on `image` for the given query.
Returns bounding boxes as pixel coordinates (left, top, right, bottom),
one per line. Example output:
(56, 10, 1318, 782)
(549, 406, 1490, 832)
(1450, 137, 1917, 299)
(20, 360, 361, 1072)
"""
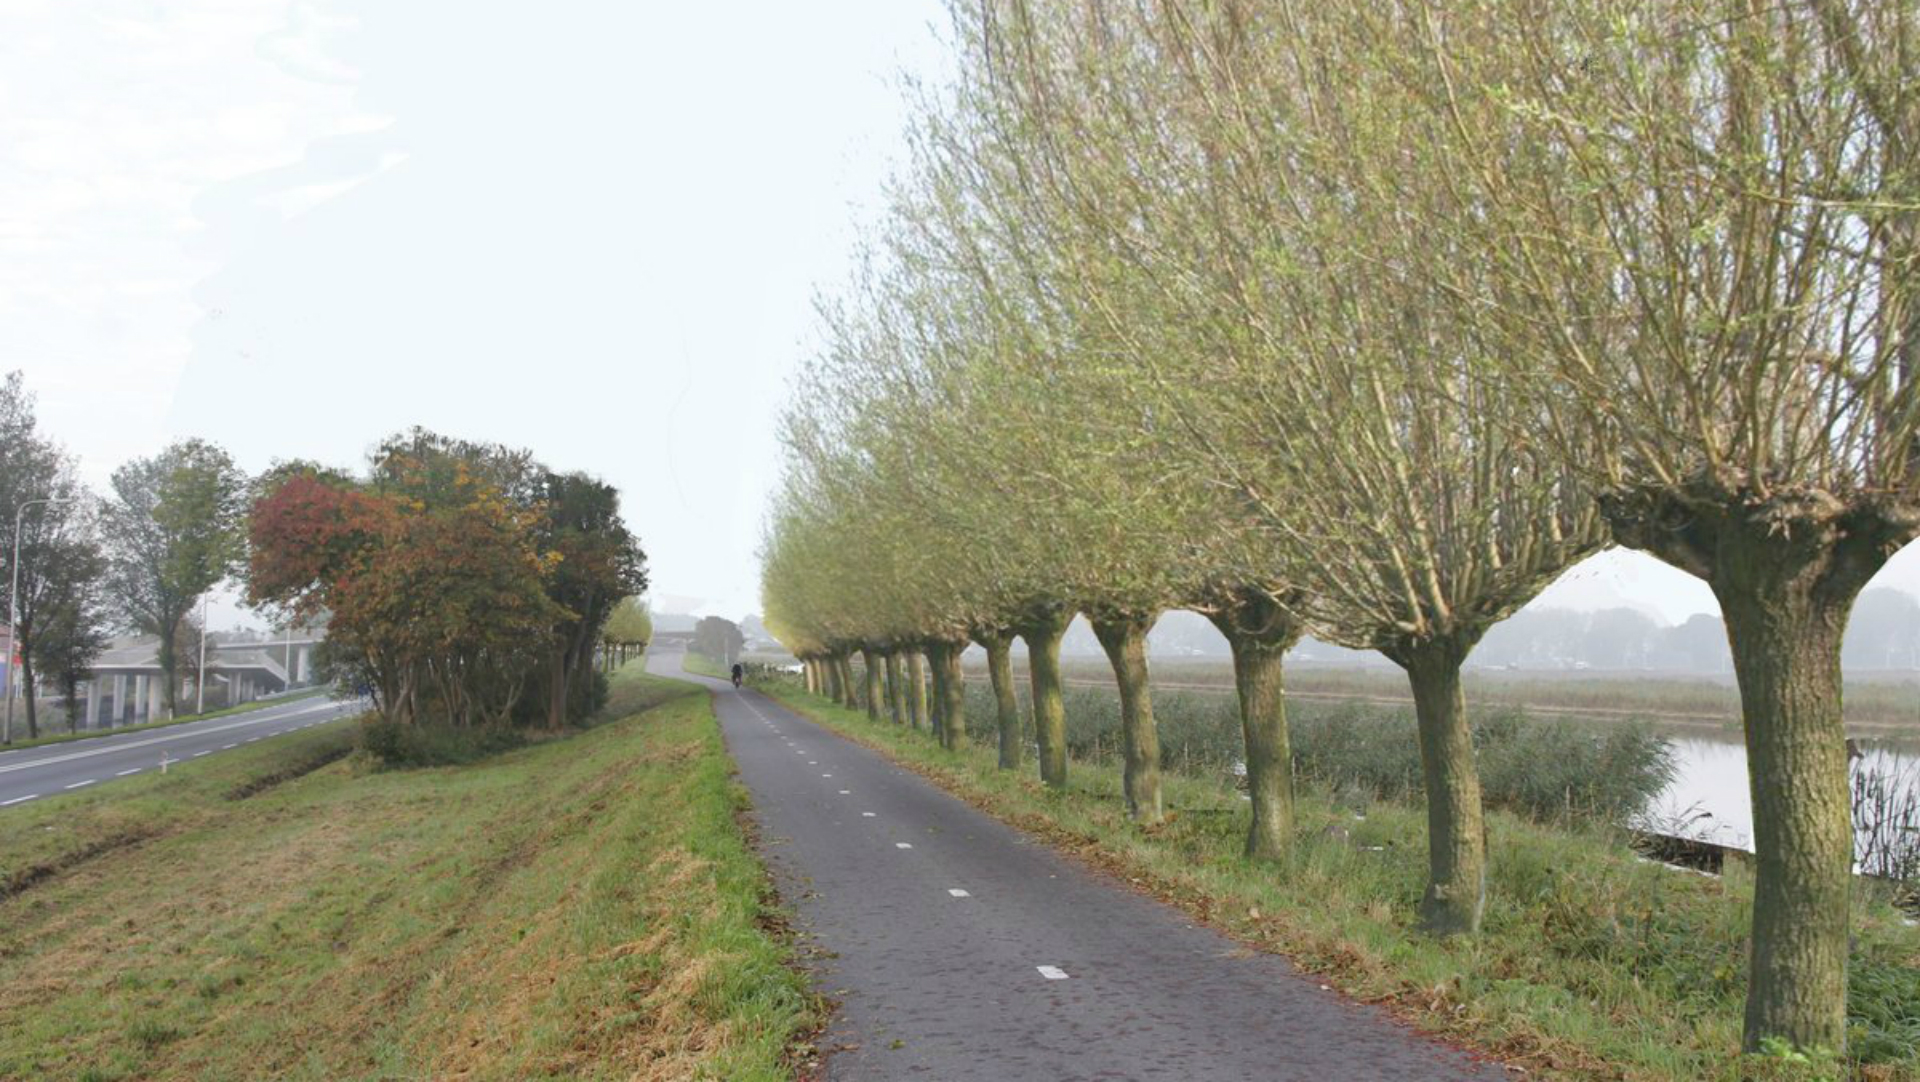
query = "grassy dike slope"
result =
(0, 669, 818, 1082)
(762, 680, 1920, 1082)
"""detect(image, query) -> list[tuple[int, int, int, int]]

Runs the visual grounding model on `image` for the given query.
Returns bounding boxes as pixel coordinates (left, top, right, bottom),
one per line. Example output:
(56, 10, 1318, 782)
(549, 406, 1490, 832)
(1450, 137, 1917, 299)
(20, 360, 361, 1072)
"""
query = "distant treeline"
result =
(1110, 594, 1920, 673)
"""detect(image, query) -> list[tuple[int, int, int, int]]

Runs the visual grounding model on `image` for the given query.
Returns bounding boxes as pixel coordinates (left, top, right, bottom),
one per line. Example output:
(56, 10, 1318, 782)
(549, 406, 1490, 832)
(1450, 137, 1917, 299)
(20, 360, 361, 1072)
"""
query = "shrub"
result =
(359, 720, 526, 768)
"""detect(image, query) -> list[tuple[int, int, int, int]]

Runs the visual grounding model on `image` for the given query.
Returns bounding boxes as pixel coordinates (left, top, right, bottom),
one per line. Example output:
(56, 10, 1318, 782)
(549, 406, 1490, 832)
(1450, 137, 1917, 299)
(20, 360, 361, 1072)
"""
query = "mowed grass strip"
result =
(0, 669, 818, 1082)
(763, 682, 1920, 1082)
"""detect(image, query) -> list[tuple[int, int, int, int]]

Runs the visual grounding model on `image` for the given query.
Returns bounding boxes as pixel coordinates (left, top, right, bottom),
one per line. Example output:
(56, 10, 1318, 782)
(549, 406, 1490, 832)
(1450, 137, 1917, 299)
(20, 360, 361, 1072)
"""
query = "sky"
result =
(4, 0, 1919, 634)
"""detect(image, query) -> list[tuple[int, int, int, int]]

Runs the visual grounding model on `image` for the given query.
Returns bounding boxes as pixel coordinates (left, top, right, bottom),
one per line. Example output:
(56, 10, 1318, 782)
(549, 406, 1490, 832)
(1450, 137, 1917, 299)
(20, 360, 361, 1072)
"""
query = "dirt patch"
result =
(222, 744, 354, 800)
(0, 824, 163, 901)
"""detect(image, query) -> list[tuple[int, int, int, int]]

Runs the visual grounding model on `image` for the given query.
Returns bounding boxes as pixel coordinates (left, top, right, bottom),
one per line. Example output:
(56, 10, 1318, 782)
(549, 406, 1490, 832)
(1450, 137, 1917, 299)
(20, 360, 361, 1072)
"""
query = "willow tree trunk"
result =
(976, 631, 1022, 769)
(1089, 612, 1162, 825)
(861, 648, 884, 722)
(1400, 641, 1485, 935)
(1019, 613, 1071, 789)
(885, 651, 907, 725)
(838, 655, 859, 710)
(907, 651, 928, 730)
(804, 658, 818, 695)
(826, 657, 843, 702)
(938, 642, 967, 751)
(1206, 591, 1304, 860)
(925, 642, 949, 743)
(1717, 559, 1859, 1054)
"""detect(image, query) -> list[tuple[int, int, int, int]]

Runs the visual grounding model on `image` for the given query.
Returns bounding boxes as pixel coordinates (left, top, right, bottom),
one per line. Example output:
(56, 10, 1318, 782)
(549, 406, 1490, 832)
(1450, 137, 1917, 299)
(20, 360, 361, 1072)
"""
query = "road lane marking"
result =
(862, 812, 876, 817)
(1036, 966, 1069, 980)
(1, 794, 38, 805)
(246, 737, 261, 743)
(949, 889, 970, 897)
(0, 701, 349, 776)
(223, 744, 238, 749)
(822, 773, 832, 778)
(115, 768, 141, 776)
(838, 789, 850, 794)
(895, 842, 913, 849)
(193, 752, 210, 758)
(65, 779, 97, 789)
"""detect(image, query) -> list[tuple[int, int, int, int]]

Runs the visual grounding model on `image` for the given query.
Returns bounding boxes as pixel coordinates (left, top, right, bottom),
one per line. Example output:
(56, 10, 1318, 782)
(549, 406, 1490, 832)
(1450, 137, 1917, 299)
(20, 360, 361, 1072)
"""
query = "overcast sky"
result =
(5, 0, 1919, 632)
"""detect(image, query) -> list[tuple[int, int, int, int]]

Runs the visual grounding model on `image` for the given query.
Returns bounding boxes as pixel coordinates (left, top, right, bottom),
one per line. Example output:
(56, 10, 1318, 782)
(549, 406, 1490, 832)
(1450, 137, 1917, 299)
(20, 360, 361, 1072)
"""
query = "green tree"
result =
(99, 439, 245, 718)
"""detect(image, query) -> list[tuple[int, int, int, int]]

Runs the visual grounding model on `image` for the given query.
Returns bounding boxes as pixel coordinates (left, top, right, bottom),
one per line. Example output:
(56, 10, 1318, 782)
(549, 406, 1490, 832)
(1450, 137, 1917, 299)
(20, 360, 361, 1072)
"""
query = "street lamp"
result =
(5, 497, 75, 745)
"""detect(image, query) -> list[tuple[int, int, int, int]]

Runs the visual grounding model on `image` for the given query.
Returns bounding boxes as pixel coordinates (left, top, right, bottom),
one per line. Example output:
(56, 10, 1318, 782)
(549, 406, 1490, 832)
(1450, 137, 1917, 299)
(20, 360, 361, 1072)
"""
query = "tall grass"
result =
(961, 682, 1676, 825)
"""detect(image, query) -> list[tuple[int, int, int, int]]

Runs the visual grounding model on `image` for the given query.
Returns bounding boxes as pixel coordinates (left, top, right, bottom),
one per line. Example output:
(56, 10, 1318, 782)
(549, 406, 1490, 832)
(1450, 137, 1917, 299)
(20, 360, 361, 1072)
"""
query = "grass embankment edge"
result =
(761, 682, 1919, 1082)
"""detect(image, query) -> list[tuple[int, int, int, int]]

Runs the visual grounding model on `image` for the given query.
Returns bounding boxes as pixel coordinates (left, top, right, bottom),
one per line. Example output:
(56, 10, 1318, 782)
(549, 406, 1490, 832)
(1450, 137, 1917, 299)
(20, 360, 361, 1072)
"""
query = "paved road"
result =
(653, 650, 1506, 1082)
(0, 695, 360, 807)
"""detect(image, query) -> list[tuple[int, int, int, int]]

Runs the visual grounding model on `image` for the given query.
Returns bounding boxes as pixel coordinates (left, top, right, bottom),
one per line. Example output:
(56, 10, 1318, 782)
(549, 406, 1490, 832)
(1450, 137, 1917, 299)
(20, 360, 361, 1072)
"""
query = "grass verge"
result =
(0, 665, 819, 1081)
(762, 678, 1920, 1082)
(1, 688, 328, 753)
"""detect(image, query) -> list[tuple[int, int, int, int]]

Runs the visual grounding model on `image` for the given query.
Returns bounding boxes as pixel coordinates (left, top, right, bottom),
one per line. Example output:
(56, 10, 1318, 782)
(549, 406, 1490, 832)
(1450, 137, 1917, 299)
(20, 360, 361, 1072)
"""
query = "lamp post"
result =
(195, 593, 209, 716)
(5, 497, 74, 745)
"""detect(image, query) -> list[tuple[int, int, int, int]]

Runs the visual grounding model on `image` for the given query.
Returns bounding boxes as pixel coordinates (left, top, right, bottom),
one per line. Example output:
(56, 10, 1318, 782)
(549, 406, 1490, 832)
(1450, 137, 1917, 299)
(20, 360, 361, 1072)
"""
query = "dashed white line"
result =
(1, 794, 38, 806)
(822, 773, 832, 778)
(949, 888, 971, 897)
(193, 751, 211, 758)
(838, 789, 850, 795)
(245, 737, 261, 743)
(223, 743, 238, 749)
(1036, 966, 1070, 980)
(64, 779, 97, 790)
(895, 842, 913, 849)
(115, 768, 141, 777)
(862, 811, 876, 817)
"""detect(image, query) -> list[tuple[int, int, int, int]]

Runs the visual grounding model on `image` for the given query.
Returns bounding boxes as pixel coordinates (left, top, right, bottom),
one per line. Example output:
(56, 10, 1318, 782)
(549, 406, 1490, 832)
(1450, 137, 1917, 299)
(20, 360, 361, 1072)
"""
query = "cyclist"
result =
(730, 662, 744, 689)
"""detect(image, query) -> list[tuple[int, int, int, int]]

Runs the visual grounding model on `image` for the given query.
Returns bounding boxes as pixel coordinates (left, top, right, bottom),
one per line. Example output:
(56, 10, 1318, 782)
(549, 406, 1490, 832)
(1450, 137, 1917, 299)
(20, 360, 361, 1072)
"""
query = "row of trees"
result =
(761, 0, 1916, 1056)
(0, 373, 251, 738)
(248, 430, 649, 731)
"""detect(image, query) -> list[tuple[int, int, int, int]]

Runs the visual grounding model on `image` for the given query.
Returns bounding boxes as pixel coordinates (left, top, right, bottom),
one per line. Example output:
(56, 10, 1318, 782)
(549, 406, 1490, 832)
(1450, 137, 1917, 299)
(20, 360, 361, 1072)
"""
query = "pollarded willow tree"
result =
(964, 0, 1611, 923)
(1388, 0, 1920, 1052)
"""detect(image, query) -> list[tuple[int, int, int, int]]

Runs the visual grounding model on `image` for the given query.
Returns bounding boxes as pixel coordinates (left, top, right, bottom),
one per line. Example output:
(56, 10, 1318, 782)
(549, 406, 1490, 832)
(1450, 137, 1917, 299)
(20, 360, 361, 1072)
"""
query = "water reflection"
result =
(1642, 737, 1920, 863)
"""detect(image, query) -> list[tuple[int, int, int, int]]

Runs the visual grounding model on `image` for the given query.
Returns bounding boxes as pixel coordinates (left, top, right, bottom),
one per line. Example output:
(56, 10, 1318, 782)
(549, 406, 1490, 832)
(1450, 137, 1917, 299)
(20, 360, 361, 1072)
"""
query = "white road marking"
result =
(895, 842, 913, 849)
(115, 768, 141, 777)
(223, 743, 238, 749)
(193, 751, 211, 758)
(1, 794, 38, 805)
(808, 761, 817, 765)
(245, 737, 261, 743)
(949, 889, 970, 897)
(838, 789, 850, 794)
(64, 779, 97, 790)
(862, 812, 876, 817)
(1036, 966, 1069, 980)
(0, 700, 345, 777)
(822, 773, 832, 778)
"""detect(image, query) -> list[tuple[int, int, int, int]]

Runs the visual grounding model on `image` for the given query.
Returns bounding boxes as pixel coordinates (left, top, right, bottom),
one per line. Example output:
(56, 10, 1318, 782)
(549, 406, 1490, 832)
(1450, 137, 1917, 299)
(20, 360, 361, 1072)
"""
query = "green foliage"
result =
(358, 720, 527, 768)
(248, 429, 646, 732)
(693, 616, 744, 663)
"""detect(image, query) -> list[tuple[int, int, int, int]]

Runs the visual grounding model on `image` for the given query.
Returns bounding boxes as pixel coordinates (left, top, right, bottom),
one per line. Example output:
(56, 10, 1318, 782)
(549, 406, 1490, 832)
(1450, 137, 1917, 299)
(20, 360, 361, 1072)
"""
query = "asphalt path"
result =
(0, 694, 361, 807)
(654, 649, 1506, 1082)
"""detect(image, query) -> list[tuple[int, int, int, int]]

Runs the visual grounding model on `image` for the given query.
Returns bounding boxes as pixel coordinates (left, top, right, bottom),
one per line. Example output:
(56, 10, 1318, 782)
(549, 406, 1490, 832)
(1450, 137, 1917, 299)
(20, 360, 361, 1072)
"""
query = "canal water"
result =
(1644, 737, 1920, 859)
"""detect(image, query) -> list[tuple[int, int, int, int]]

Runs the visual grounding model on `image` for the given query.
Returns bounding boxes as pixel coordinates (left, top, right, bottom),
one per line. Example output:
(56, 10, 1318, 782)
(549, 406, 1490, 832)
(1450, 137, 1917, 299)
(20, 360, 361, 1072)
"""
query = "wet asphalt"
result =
(653, 650, 1508, 1082)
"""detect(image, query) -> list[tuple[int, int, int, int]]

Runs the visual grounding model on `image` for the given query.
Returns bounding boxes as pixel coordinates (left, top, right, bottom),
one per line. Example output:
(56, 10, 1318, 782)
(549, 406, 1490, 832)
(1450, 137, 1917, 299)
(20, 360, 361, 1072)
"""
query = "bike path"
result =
(654, 650, 1506, 1081)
